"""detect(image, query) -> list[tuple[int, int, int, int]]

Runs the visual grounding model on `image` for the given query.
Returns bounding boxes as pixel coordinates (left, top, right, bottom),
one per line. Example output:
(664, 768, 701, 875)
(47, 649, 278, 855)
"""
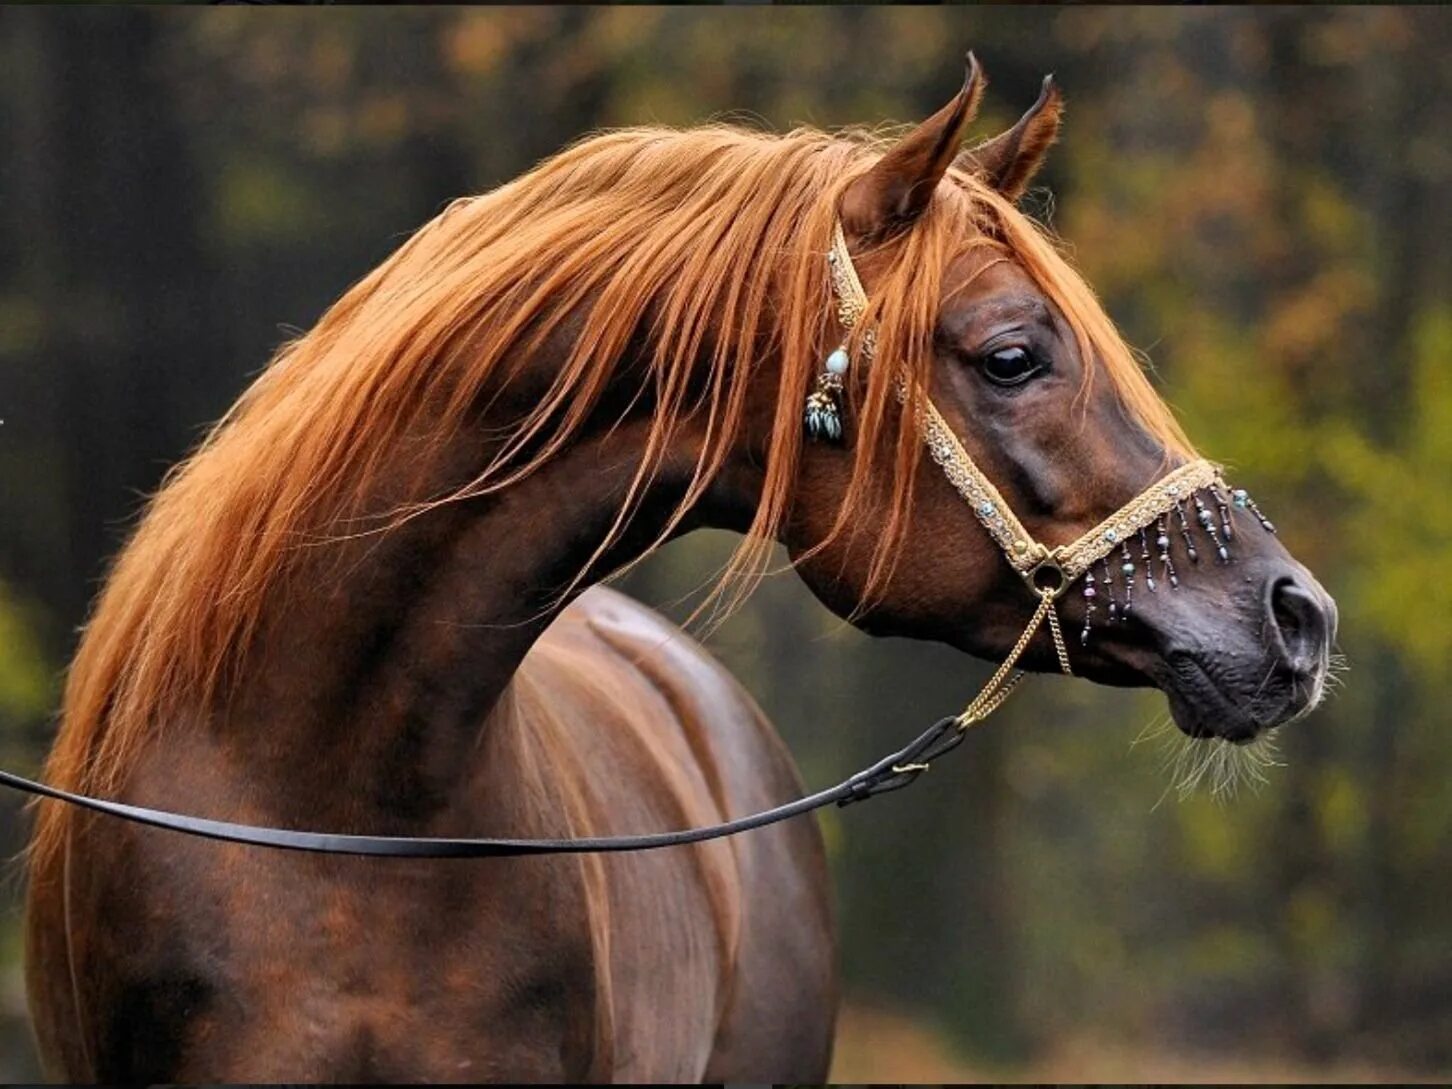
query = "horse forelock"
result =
(33, 121, 1192, 878)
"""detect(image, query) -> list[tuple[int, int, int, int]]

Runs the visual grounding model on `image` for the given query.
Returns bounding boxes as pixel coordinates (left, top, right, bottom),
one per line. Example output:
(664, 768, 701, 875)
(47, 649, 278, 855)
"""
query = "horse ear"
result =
(840, 53, 985, 238)
(958, 75, 1063, 202)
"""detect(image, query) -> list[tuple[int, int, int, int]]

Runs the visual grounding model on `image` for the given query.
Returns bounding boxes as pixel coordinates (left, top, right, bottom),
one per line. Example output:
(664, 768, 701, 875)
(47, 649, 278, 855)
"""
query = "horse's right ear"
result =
(956, 75, 1063, 202)
(840, 53, 985, 239)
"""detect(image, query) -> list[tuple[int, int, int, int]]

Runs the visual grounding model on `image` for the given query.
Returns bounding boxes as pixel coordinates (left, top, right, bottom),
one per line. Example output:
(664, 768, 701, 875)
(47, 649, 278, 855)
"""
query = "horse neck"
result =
(209, 403, 765, 824)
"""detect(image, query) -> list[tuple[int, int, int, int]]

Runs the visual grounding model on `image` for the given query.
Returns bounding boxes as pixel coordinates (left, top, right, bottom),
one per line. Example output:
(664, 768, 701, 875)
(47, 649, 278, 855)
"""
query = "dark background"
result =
(1, 7, 1449, 1081)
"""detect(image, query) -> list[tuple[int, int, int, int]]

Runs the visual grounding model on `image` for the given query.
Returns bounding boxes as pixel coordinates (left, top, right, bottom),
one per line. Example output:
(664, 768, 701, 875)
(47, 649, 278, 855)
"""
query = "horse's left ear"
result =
(958, 75, 1063, 202)
(840, 53, 985, 238)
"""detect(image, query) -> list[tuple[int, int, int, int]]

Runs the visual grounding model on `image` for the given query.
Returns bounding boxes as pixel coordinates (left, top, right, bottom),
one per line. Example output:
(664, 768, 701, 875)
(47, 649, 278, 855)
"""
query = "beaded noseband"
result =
(807, 220, 1276, 726)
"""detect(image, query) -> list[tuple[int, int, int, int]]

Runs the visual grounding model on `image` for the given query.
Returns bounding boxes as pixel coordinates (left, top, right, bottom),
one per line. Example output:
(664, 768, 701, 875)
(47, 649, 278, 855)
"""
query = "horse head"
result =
(782, 56, 1337, 745)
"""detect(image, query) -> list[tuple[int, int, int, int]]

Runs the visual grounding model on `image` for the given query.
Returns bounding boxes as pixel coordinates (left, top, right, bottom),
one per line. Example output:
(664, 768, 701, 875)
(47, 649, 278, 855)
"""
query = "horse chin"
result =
(1165, 684, 1262, 745)
(1159, 652, 1293, 745)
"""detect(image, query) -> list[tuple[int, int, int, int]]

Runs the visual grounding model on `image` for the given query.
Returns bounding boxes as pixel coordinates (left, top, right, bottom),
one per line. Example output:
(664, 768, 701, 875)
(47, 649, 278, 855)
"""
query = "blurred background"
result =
(1, 7, 1449, 1081)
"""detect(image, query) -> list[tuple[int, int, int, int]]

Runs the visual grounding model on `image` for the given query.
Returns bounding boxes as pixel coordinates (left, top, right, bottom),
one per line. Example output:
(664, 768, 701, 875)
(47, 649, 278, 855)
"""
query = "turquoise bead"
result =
(825, 348, 850, 376)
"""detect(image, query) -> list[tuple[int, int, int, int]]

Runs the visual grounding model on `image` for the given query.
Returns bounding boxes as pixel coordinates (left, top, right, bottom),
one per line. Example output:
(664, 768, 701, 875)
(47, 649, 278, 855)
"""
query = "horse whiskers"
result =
(1133, 650, 1343, 805)
(1129, 712, 1174, 751)
(1143, 717, 1285, 806)
(1323, 651, 1350, 693)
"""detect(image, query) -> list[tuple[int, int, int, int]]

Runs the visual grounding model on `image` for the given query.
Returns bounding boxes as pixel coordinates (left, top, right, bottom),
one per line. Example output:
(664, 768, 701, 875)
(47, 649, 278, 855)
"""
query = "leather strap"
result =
(0, 716, 967, 858)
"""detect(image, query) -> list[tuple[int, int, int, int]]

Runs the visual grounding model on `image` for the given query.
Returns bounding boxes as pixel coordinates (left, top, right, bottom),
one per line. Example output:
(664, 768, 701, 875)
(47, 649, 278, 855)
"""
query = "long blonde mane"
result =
(33, 121, 1193, 874)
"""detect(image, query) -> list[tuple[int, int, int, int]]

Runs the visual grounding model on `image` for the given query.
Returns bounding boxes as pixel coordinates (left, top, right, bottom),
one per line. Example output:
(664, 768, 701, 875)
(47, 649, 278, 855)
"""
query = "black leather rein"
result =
(0, 715, 967, 858)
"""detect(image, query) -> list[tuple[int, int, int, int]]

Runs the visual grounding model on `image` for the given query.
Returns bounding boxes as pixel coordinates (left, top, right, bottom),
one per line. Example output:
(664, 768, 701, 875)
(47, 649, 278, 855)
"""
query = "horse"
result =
(23, 57, 1336, 1082)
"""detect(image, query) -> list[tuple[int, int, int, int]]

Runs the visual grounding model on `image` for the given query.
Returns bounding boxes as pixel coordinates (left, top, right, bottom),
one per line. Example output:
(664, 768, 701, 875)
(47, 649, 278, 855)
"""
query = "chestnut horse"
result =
(24, 59, 1335, 1082)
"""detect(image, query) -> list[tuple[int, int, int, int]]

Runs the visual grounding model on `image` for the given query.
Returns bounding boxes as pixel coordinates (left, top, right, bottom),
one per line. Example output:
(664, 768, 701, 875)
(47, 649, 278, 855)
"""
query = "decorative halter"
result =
(806, 220, 1277, 731)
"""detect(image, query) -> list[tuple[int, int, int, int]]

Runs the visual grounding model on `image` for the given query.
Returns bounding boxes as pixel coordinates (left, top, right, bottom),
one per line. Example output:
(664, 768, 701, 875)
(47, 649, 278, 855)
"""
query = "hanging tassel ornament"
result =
(1080, 570, 1097, 645)
(1077, 476, 1282, 649)
(1194, 490, 1230, 563)
(1156, 515, 1178, 589)
(1119, 541, 1136, 616)
(804, 346, 850, 443)
(1232, 488, 1276, 534)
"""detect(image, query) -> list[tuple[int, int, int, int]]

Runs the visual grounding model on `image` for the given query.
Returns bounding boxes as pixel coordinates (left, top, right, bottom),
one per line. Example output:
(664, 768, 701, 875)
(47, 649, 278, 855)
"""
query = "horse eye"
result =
(980, 346, 1043, 387)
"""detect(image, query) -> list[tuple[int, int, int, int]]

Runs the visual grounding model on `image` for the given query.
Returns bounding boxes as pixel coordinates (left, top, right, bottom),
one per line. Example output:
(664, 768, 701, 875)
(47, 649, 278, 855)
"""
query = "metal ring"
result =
(1025, 556, 1068, 599)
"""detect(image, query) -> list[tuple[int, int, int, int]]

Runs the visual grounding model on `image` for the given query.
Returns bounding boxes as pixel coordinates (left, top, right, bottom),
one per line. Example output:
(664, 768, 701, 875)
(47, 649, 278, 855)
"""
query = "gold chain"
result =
(956, 589, 1068, 729)
(1043, 591, 1072, 675)
(958, 592, 1051, 728)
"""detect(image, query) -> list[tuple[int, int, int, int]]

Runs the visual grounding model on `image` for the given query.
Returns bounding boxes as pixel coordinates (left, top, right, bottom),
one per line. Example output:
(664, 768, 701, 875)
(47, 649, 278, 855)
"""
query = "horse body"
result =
(26, 587, 835, 1081)
(25, 58, 1336, 1083)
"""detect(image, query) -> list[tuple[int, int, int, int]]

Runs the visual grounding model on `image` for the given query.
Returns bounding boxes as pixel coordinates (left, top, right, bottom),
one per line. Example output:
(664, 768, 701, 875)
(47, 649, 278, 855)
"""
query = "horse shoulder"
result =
(520, 586, 837, 1080)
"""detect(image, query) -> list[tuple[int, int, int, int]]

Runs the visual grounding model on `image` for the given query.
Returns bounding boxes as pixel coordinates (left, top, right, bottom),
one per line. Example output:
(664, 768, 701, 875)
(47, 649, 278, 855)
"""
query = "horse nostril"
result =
(1267, 575, 1331, 677)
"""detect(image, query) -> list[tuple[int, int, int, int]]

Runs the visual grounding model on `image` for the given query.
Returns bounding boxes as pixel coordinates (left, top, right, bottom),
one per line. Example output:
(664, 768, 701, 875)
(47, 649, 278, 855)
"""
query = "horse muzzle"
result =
(1157, 561, 1337, 743)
